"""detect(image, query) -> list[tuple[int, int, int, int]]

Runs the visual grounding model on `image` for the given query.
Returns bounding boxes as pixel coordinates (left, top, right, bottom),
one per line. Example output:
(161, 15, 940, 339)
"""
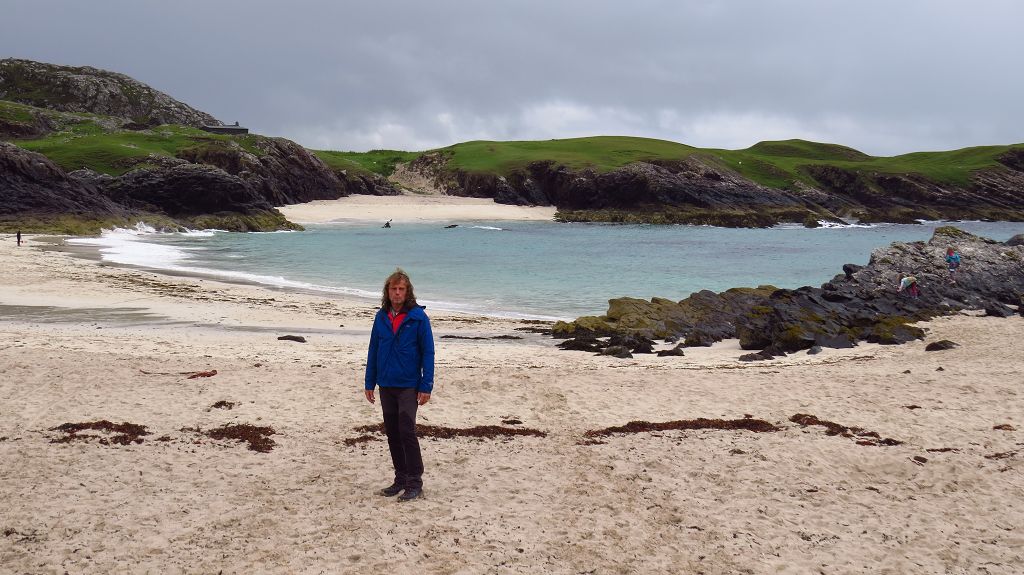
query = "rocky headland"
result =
(0, 59, 398, 233)
(394, 145, 1024, 227)
(552, 227, 1024, 358)
(3, 58, 1023, 233)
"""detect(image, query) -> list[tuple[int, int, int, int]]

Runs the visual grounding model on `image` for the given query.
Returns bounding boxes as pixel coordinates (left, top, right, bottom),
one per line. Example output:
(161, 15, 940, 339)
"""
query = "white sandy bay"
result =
(276, 194, 558, 224)
(1, 234, 1022, 574)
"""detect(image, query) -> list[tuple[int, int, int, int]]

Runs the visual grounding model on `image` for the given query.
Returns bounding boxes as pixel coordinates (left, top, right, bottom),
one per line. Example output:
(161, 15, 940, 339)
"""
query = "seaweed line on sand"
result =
(49, 420, 151, 445)
(351, 422, 547, 442)
(182, 423, 276, 453)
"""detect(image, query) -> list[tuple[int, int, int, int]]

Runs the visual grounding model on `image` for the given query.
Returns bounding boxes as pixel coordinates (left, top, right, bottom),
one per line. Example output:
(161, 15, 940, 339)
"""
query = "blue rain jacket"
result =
(365, 305, 435, 394)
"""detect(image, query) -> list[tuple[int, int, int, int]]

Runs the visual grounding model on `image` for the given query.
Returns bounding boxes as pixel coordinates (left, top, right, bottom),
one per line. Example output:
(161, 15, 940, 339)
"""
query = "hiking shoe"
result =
(397, 487, 422, 502)
(378, 483, 404, 497)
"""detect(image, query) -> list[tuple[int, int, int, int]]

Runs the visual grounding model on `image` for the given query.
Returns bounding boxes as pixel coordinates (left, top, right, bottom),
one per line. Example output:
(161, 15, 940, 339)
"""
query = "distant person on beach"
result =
(897, 274, 920, 299)
(16, 230, 21, 246)
(945, 247, 961, 283)
(383, 219, 392, 228)
(364, 268, 434, 502)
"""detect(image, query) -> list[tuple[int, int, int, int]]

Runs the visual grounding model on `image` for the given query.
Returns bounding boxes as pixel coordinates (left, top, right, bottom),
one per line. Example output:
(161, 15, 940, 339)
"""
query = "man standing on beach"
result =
(364, 268, 434, 502)
(16, 230, 21, 246)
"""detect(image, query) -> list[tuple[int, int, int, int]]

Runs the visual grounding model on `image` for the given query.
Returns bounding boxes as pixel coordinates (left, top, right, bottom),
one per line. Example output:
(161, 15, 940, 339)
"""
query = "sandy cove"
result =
(276, 193, 558, 224)
(1, 223, 1023, 574)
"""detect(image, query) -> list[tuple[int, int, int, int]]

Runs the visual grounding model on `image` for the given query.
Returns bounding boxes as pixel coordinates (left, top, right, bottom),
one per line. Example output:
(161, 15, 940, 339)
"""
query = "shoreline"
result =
(1, 233, 1022, 573)
(276, 193, 558, 224)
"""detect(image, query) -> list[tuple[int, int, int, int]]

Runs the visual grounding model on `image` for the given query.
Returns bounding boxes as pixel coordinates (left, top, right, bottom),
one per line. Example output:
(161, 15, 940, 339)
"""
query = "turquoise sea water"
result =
(70, 221, 1023, 320)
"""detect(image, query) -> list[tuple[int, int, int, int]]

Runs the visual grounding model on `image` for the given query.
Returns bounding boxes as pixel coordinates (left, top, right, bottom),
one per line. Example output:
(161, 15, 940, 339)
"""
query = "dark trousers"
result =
(380, 387, 423, 489)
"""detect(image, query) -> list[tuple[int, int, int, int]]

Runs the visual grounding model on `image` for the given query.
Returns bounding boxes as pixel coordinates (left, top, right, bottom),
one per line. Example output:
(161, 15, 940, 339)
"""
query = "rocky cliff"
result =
(398, 149, 1024, 227)
(0, 58, 220, 127)
(0, 59, 405, 232)
(0, 142, 127, 224)
(553, 227, 1024, 356)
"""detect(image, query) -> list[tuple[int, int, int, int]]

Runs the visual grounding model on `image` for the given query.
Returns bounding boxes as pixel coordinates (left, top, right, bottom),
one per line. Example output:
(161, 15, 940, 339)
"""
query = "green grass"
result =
(704, 139, 1024, 189)
(312, 149, 421, 177)
(12, 117, 266, 175)
(0, 100, 36, 122)
(8, 92, 1022, 191)
(439, 136, 698, 175)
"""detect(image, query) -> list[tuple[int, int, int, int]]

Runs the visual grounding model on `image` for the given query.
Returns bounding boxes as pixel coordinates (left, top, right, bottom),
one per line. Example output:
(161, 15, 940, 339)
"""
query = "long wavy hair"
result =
(380, 268, 419, 311)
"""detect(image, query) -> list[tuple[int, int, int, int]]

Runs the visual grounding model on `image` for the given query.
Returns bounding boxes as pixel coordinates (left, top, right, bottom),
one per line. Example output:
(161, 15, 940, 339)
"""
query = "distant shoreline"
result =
(276, 194, 557, 224)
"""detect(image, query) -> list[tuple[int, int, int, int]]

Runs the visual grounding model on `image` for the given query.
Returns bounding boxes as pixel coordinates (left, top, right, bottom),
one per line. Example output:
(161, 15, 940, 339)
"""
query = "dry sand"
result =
(277, 193, 557, 224)
(1, 219, 1022, 574)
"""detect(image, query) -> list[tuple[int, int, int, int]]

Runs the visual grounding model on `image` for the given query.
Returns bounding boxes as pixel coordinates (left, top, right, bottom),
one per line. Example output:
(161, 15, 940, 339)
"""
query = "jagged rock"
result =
(608, 333, 655, 354)
(598, 345, 632, 359)
(656, 344, 686, 357)
(0, 142, 127, 223)
(0, 58, 220, 126)
(557, 338, 603, 352)
(739, 351, 774, 362)
(683, 327, 717, 347)
(103, 164, 270, 216)
(985, 305, 1016, 318)
(555, 227, 1024, 355)
(398, 148, 1024, 226)
(924, 340, 957, 351)
(1006, 234, 1024, 247)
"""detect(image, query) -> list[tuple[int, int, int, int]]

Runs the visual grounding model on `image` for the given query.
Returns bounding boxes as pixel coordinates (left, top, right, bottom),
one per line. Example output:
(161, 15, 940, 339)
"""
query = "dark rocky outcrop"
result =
(552, 286, 779, 341)
(554, 227, 1024, 355)
(176, 136, 346, 206)
(924, 340, 958, 352)
(0, 58, 219, 127)
(0, 142, 129, 229)
(399, 147, 1024, 227)
(404, 152, 825, 227)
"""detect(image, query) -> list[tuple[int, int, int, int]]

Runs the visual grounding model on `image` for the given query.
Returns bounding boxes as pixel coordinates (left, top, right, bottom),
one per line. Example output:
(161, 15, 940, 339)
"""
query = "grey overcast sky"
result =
(2, 0, 1022, 155)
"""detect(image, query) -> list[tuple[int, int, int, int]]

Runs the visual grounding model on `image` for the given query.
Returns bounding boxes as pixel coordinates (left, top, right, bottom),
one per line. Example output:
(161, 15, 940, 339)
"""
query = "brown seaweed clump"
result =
(789, 413, 902, 446)
(50, 420, 151, 445)
(192, 423, 276, 452)
(352, 422, 547, 442)
(584, 417, 780, 439)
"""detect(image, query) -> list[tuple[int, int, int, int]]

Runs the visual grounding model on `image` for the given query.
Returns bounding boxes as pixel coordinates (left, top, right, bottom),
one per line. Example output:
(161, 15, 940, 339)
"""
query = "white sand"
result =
(277, 194, 557, 224)
(1, 233, 1022, 574)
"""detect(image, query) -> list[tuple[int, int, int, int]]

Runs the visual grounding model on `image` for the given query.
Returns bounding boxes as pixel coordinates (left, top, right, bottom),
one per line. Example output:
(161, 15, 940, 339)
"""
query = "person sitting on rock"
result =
(898, 275, 920, 299)
(945, 247, 961, 283)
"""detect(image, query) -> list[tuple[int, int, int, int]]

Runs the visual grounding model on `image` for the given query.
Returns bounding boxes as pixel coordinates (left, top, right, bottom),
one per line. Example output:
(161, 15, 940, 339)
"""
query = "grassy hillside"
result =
(437, 136, 698, 174)
(312, 149, 420, 177)
(333, 135, 1022, 191)
(2, 102, 264, 175)
(6, 96, 1021, 191)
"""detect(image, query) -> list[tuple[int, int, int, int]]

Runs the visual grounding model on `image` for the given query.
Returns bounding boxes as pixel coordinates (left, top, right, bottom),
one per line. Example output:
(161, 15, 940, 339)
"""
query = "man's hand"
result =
(365, 389, 375, 404)
(417, 392, 431, 406)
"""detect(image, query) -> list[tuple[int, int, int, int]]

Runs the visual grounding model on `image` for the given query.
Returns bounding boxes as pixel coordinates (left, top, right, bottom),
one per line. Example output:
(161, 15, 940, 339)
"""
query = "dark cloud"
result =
(2, 0, 1021, 154)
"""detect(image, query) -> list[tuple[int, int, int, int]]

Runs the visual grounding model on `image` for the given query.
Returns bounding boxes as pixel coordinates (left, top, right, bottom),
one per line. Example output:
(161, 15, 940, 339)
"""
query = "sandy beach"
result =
(277, 194, 557, 224)
(1, 201, 1022, 574)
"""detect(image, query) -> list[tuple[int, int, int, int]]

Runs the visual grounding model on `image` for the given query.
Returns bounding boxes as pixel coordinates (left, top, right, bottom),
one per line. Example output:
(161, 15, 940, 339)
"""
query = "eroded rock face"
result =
(554, 227, 1024, 353)
(0, 142, 125, 218)
(400, 149, 1024, 226)
(176, 136, 399, 206)
(0, 59, 220, 127)
(102, 163, 269, 216)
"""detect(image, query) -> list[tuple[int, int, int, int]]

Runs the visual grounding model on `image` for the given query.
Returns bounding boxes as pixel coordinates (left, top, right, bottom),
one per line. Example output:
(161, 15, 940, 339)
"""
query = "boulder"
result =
(656, 344, 686, 357)
(924, 340, 958, 351)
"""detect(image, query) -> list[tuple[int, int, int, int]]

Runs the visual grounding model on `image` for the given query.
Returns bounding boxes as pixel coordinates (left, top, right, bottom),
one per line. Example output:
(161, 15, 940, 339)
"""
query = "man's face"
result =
(389, 280, 408, 310)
